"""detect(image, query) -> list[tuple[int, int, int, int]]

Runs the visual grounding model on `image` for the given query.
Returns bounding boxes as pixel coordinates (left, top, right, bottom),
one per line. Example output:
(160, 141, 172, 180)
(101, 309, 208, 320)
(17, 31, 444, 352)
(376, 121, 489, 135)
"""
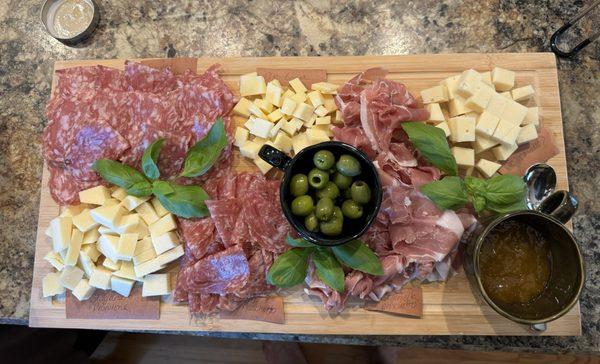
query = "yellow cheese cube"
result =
(289, 78, 308, 93)
(44, 251, 65, 271)
(265, 82, 283, 107)
(98, 226, 117, 235)
(59, 265, 84, 290)
(113, 261, 141, 282)
(82, 244, 102, 262)
(475, 111, 501, 138)
(156, 245, 185, 266)
(247, 103, 268, 119)
(323, 94, 338, 113)
(288, 117, 304, 131)
(134, 236, 154, 256)
(110, 187, 128, 201)
(303, 115, 316, 128)
(476, 158, 502, 178)
(43, 272, 66, 297)
(516, 123, 538, 145)
(79, 186, 111, 205)
(273, 132, 293, 153)
(485, 93, 508, 117)
(492, 67, 515, 92)
(248, 117, 273, 139)
(254, 157, 272, 174)
(315, 116, 331, 125)
(121, 195, 150, 211)
(426, 103, 445, 123)
(111, 276, 135, 297)
(334, 110, 343, 124)
(90, 204, 124, 230)
(50, 216, 72, 252)
(64, 229, 83, 266)
(311, 82, 339, 94)
(240, 73, 266, 96)
(97, 234, 120, 262)
(292, 103, 315, 121)
(435, 121, 451, 137)
(441, 74, 460, 100)
(290, 92, 307, 104)
(448, 96, 473, 117)
(282, 89, 295, 100)
(72, 278, 95, 301)
(456, 69, 482, 98)
(492, 143, 518, 161)
(135, 202, 159, 226)
(89, 266, 112, 290)
(137, 219, 149, 239)
(116, 233, 138, 260)
(306, 128, 330, 144)
(149, 214, 177, 238)
(151, 198, 169, 217)
(267, 109, 284, 122)
(142, 274, 171, 297)
(420, 85, 449, 104)
(151, 231, 179, 255)
(280, 98, 297, 116)
(511, 85, 535, 102)
(113, 214, 140, 234)
(239, 140, 261, 159)
(133, 248, 157, 266)
(451, 147, 475, 168)
(465, 84, 494, 112)
(473, 135, 499, 154)
(448, 116, 476, 143)
(481, 71, 493, 86)
(500, 91, 512, 99)
(233, 97, 253, 117)
(102, 257, 121, 271)
(60, 204, 87, 217)
(314, 105, 329, 117)
(491, 119, 515, 142)
(78, 251, 96, 278)
(523, 107, 539, 126)
(502, 100, 528, 125)
(232, 127, 249, 149)
(253, 98, 274, 113)
(307, 90, 325, 108)
(292, 133, 310, 155)
(134, 258, 166, 278)
(502, 125, 521, 146)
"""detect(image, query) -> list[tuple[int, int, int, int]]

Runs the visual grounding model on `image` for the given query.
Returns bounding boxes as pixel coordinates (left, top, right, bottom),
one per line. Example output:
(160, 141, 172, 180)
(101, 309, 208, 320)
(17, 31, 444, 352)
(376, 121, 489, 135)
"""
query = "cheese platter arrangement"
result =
(29, 54, 583, 335)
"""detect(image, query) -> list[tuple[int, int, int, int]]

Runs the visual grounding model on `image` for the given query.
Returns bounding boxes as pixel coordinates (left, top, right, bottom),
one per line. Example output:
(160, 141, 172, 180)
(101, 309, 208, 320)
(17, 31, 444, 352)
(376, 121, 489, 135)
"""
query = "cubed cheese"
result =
(491, 67, 515, 91)
(267, 109, 284, 122)
(82, 228, 100, 245)
(291, 92, 307, 104)
(102, 257, 121, 271)
(292, 133, 310, 155)
(465, 84, 494, 112)
(265, 82, 283, 107)
(273, 132, 293, 153)
(78, 251, 95, 278)
(303, 115, 316, 128)
(156, 245, 185, 266)
(512, 85, 535, 102)
(111, 187, 128, 201)
(50, 216, 72, 252)
(247, 102, 268, 119)
(492, 119, 516, 142)
(43, 272, 66, 297)
(289, 78, 308, 93)
(334, 110, 342, 124)
(113, 261, 140, 282)
(451, 147, 475, 168)
(97, 234, 121, 263)
(64, 229, 83, 266)
(475, 111, 501, 138)
(151, 231, 179, 255)
(116, 233, 138, 260)
(134, 258, 166, 278)
(280, 119, 298, 136)
(72, 208, 98, 233)
(142, 274, 171, 297)
(426, 103, 445, 123)
(486, 93, 508, 117)
(254, 157, 273, 174)
(441, 74, 460, 100)
(481, 71, 493, 86)
(149, 214, 177, 237)
(243, 117, 256, 131)
(491, 143, 518, 161)
(233, 97, 253, 117)
(239, 140, 261, 159)
(282, 89, 295, 100)
(420, 85, 449, 104)
(133, 248, 157, 266)
(268, 119, 285, 138)
(253, 98, 274, 113)
(135, 202, 159, 226)
(314, 124, 333, 137)
(90, 204, 124, 230)
(473, 135, 499, 154)
(435, 121, 451, 137)
(44, 251, 65, 271)
(501, 100, 528, 125)
(240, 73, 266, 96)
(311, 82, 338, 94)
(248, 117, 273, 139)
(517, 123, 538, 145)
(59, 265, 84, 290)
(151, 198, 169, 217)
(448, 116, 476, 143)
(111, 276, 135, 297)
(289, 117, 304, 131)
(523, 107, 539, 126)
(292, 103, 314, 121)
(72, 278, 95, 301)
(448, 96, 473, 116)
(307, 90, 325, 108)
(121, 195, 150, 211)
(60, 205, 87, 218)
(113, 214, 140, 234)
(323, 94, 338, 113)
(88, 266, 112, 290)
(456, 69, 482, 98)
(500, 91, 512, 99)
(315, 116, 331, 125)
(476, 159, 502, 178)
(280, 98, 297, 115)
(314, 105, 329, 117)
(502, 125, 521, 146)
(82, 244, 102, 262)
(79, 186, 111, 205)
(134, 236, 154, 256)
(305, 128, 330, 144)
(98, 226, 117, 235)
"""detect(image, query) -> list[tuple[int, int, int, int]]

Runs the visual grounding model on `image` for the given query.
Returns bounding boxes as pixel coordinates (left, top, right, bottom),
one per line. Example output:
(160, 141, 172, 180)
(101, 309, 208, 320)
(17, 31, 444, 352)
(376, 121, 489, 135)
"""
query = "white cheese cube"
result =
(89, 267, 112, 290)
(233, 97, 253, 117)
(268, 119, 285, 138)
(280, 119, 297, 136)
(149, 214, 177, 238)
(456, 69, 482, 98)
(82, 244, 101, 262)
(243, 117, 256, 131)
(79, 186, 111, 205)
(303, 115, 316, 128)
(239, 140, 261, 159)
(121, 195, 150, 211)
(111, 276, 135, 297)
(511, 85, 535, 102)
(523, 107, 539, 126)
(78, 251, 96, 278)
(290, 91, 307, 104)
(465, 84, 494, 112)
(441, 75, 460, 100)
(451, 147, 475, 168)
(59, 265, 84, 290)
(44, 251, 65, 271)
(273, 132, 293, 153)
(113, 261, 141, 282)
(247, 103, 268, 119)
(292, 103, 315, 121)
(102, 257, 121, 271)
(448, 96, 473, 117)
(60, 205, 87, 217)
(267, 109, 284, 122)
(517, 123, 538, 145)
(280, 98, 297, 116)
(323, 94, 338, 113)
(491, 118, 514, 141)
(492, 67, 515, 91)
(307, 90, 325, 108)
(50, 217, 72, 252)
(481, 71, 493, 86)
(426, 103, 445, 123)
(501, 100, 528, 125)
(64, 229, 83, 266)
(72, 208, 99, 233)
(151, 198, 169, 217)
(135, 202, 159, 226)
(502, 125, 521, 146)
(475, 111, 501, 138)
(113, 214, 140, 234)
(289, 117, 304, 131)
(254, 157, 273, 174)
(82, 228, 99, 245)
(72, 278, 95, 301)
(240, 73, 266, 96)
(313, 124, 333, 137)
(248, 117, 273, 139)
(151, 231, 179, 255)
(420, 85, 449, 104)
(134, 236, 154, 256)
(289, 78, 308, 93)
(492, 143, 518, 161)
(314, 105, 329, 117)
(156, 245, 185, 266)
(134, 258, 166, 278)
(315, 116, 331, 125)
(43, 272, 65, 297)
(98, 226, 117, 235)
(306, 128, 330, 144)
(253, 98, 274, 113)
(110, 187, 128, 201)
(142, 274, 171, 297)
(133, 248, 157, 266)
(448, 116, 476, 143)
(485, 93, 508, 117)
(265, 82, 283, 107)
(476, 159, 502, 178)
(311, 82, 339, 94)
(97, 234, 120, 262)
(116, 233, 138, 260)
(292, 133, 310, 155)
(435, 121, 451, 137)
(90, 204, 124, 230)
(473, 135, 499, 154)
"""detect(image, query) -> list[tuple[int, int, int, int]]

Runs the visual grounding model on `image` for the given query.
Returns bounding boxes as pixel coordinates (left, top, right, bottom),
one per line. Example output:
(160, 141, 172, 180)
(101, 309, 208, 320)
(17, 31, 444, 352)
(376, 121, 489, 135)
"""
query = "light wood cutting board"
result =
(29, 53, 581, 335)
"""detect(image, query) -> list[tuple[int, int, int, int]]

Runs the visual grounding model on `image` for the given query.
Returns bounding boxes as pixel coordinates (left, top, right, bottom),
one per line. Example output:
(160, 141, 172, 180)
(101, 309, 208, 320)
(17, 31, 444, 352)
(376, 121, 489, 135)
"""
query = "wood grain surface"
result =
(29, 54, 580, 335)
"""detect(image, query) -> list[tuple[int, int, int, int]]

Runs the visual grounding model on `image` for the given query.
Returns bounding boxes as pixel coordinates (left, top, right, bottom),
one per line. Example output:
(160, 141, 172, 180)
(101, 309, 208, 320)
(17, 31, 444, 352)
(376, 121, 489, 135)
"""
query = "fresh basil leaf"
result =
(420, 176, 468, 210)
(180, 118, 227, 178)
(464, 176, 487, 195)
(141, 138, 165, 180)
(92, 159, 151, 195)
(152, 180, 174, 196)
(126, 180, 153, 197)
(285, 235, 315, 248)
(312, 248, 345, 292)
(486, 198, 527, 214)
(472, 195, 487, 214)
(332, 239, 384, 276)
(483, 174, 527, 206)
(267, 248, 312, 288)
(154, 182, 210, 218)
(401, 122, 458, 176)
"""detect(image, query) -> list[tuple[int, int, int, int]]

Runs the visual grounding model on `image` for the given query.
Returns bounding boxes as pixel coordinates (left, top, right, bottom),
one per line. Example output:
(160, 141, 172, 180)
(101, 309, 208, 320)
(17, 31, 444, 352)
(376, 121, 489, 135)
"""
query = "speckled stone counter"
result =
(0, 0, 598, 354)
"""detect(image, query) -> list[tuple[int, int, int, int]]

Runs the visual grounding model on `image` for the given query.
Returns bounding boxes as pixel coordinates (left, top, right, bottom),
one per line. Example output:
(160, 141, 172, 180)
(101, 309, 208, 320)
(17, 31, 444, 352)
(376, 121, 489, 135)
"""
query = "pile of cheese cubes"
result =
(42, 185, 184, 301)
(420, 67, 539, 178)
(232, 73, 341, 174)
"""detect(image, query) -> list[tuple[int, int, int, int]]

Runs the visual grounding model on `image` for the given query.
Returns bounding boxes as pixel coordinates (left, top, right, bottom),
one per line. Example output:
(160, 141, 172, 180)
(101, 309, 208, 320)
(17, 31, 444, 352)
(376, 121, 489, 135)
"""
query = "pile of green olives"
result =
(289, 150, 372, 236)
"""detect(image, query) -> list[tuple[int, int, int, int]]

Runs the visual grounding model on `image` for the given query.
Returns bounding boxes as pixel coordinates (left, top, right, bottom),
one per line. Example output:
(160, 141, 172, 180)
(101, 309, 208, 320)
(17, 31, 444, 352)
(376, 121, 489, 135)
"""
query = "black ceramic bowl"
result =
(259, 141, 382, 247)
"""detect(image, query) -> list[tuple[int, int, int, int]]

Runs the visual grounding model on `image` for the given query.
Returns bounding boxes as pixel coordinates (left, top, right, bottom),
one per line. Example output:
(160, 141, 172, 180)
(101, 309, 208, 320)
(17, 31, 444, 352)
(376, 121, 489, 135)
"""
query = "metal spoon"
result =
(523, 163, 557, 210)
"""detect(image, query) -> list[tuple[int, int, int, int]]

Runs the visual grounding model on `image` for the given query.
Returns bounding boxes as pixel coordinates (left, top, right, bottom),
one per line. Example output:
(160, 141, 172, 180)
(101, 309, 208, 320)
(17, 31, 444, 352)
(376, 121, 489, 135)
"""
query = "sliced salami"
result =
(186, 246, 250, 295)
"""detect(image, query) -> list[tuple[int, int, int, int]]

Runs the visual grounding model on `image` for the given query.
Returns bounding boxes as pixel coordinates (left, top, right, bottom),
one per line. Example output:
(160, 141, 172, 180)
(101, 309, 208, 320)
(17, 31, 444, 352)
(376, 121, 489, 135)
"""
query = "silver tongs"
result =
(551, 0, 600, 58)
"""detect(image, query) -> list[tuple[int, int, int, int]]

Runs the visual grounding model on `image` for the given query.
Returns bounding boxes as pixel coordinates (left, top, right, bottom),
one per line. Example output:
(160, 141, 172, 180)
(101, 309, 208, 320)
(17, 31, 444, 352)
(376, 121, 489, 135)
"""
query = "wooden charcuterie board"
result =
(29, 54, 580, 335)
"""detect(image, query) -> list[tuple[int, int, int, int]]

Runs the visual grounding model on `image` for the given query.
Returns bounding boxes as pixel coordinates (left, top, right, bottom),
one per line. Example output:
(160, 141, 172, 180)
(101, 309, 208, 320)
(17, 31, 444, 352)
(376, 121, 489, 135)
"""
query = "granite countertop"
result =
(0, 0, 598, 354)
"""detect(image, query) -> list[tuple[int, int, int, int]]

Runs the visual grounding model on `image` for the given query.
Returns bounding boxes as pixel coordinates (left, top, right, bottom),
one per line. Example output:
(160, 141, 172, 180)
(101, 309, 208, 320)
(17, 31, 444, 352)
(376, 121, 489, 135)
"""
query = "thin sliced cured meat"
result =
(235, 250, 274, 298)
(54, 65, 127, 97)
(186, 246, 250, 295)
(47, 166, 103, 205)
(125, 61, 178, 93)
(205, 199, 248, 247)
(177, 217, 224, 261)
(188, 293, 220, 314)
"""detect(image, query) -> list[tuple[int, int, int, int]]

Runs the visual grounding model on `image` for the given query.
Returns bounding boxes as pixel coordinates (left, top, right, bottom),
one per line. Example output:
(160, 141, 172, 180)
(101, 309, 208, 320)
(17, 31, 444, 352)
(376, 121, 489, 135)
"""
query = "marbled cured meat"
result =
(185, 245, 250, 295)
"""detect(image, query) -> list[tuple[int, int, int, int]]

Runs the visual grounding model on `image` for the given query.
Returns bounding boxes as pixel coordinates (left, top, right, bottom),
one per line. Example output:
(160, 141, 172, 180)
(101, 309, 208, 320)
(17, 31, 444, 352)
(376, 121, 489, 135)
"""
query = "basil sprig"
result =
(419, 176, 468, 210)
(267, 235, 383, 293)
(401, 122, 458, 176)
(92, 120, 226, 218)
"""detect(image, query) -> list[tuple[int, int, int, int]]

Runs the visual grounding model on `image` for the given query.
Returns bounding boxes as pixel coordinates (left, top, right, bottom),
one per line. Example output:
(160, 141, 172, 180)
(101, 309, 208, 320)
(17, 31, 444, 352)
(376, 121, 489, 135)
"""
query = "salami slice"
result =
(186, 246, 250, 295)
(54, 65, 127, 98)
(48, 166, 104, 205)
(205, 199, 248, 247)
(125, 61, 178, 93)
(177, 217, 224, 261)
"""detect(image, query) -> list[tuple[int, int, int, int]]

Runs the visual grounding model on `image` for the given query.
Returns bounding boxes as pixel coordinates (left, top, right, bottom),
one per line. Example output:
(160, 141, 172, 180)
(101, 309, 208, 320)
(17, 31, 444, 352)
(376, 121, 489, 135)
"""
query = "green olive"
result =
(320, 209, 344, 236)
(332, 206, 343, 220)
(344, 188, 353, 199)
(342, 199, 364, 219)
(289, 173, 309, 197)
(291, 195, 314, 216)
(313, 150, 335, 170)
(308, 168, 329, 189)
(336, 154, 362, 177)
(304, 213, 319, 232)
(332, 172, 353, 190)
(315, 197, 334, 221)
(350, 180, 371, 204)
(315, 182, 340, 200)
